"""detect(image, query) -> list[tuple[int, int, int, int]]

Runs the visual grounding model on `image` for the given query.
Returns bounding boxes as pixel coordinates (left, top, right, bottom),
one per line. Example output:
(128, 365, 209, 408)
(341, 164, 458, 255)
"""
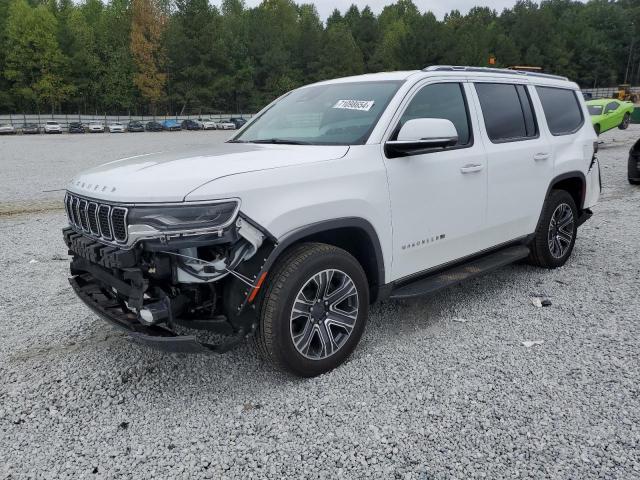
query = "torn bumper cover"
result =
(69, 274, 246, 354)
(64, 226, 266, 354)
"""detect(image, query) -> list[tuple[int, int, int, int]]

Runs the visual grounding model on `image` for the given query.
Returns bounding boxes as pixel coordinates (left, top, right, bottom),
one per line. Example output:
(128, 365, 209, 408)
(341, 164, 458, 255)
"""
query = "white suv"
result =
(63, 66, 600, 376)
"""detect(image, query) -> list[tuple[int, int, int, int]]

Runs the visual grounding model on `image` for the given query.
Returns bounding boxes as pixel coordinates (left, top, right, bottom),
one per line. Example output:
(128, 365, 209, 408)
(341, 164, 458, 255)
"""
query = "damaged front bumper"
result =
(69, 274, 246, 353)
(63, 218, 275, 354)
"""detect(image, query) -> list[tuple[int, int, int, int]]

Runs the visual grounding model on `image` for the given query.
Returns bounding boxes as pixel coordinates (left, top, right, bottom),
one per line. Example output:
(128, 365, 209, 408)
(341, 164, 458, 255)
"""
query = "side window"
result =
(605, 101, 619, 113)
(395, 82, 472, 146)
(535, 86, 585, 136)
(474, 83, 538, 142)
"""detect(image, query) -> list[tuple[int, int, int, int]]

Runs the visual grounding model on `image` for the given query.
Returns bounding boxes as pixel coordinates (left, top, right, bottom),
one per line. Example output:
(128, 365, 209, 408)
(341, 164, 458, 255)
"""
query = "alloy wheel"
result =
(289, 269, 359, 360)
(547, 203, 574, 259)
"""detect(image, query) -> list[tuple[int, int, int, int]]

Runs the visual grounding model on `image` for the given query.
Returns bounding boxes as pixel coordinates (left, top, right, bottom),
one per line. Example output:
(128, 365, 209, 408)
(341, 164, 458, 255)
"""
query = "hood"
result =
(67, 143, 349, 203)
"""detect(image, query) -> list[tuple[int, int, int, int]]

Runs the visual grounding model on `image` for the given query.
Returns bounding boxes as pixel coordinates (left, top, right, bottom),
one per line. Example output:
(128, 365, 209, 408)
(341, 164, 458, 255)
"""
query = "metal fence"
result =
(0, 112, 255, 129)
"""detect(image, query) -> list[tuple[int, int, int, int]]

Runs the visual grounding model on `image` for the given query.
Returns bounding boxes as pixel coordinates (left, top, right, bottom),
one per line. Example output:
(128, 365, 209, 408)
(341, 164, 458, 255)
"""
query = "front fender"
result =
(186, 146, 393, 283)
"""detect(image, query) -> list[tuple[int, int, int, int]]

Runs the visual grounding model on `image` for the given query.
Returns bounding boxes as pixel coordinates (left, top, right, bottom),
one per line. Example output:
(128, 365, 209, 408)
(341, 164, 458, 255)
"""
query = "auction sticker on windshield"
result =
(333, 100, 375, 111)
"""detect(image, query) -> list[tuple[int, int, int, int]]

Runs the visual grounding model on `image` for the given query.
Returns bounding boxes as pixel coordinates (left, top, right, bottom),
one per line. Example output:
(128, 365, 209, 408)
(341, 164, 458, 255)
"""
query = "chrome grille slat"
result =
(87, 202, 100, 235)
(98, 205, 113, 240)
(111, 208, 128, 242)
(78, 199, 89, 231)
(64, 193, 128, 244)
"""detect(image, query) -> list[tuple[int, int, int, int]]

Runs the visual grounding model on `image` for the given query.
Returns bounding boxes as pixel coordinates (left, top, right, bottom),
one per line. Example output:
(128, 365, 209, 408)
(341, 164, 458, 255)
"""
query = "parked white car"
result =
(201, 119, 217, 130)
(43, 121, 62, 134)
(87, 122, 105, 133)
(63, 66, 600, 377)
(215, 119, 235, 130)
(0, 123, 16, 135)
(108, 123, 126, 133)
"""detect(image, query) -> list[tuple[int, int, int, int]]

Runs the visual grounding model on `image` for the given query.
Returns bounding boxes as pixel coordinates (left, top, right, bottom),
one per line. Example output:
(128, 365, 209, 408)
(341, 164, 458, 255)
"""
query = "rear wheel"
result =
(528, 190, 578, 269)
(619, 113, 631, 130)
(256, 243, 369, 377)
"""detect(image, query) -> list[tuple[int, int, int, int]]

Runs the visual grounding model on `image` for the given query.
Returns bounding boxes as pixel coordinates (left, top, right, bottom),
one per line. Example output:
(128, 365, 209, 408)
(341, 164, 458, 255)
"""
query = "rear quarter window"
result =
(474, 83, 538, 143)
(535, 86, 584, 136)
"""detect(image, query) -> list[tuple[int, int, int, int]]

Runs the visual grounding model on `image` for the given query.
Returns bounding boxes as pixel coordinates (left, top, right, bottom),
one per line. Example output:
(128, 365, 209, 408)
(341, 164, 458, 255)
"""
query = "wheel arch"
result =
(264, 218, 386, 303)
(546, 171, 586, 211)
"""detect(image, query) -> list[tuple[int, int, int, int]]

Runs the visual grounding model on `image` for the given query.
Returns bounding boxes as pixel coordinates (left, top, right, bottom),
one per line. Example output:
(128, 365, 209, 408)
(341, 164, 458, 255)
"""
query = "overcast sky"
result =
(212, 0, 520, 20)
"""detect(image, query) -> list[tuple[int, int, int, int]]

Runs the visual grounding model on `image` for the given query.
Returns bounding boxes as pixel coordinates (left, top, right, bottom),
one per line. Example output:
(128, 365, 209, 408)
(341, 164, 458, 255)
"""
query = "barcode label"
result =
(332, 100, 375, 112)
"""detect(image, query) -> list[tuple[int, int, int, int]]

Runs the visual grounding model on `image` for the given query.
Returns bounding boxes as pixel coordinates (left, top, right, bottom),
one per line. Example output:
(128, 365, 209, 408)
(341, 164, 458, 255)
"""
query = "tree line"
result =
(0, 0, 639, 115)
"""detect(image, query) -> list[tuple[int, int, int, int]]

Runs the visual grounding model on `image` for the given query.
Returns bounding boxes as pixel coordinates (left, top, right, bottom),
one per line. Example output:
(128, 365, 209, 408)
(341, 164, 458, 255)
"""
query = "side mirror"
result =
(385, 118, 459, 158)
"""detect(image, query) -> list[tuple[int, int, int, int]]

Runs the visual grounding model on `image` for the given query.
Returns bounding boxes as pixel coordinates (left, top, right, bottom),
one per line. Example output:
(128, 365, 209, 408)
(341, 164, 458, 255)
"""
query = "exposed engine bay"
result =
(64, 213, 276, 353)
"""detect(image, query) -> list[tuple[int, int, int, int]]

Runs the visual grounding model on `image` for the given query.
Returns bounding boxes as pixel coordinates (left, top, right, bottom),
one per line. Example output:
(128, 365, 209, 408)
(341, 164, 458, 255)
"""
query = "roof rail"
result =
(422, 65, 569, 81)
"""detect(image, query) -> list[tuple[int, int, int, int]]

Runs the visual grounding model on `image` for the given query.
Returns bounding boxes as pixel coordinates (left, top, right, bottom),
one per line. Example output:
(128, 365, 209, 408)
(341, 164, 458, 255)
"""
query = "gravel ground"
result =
(0, 131, 233, 214)
(1, 126, 639, 479)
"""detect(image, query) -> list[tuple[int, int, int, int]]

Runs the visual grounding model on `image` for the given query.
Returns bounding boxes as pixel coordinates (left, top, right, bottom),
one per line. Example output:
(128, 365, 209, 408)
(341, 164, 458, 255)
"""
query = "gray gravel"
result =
(0, 130, 233, 213)
(1, 127, 640, 479)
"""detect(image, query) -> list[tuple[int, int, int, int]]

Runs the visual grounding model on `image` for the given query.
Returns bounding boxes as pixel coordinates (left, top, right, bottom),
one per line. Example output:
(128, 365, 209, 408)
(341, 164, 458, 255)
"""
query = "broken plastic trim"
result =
(69, 275, 251, 354)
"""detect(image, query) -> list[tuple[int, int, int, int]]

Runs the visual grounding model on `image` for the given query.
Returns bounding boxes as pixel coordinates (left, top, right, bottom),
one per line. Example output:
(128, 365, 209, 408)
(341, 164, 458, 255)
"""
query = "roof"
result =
(309, 65, 577, 89)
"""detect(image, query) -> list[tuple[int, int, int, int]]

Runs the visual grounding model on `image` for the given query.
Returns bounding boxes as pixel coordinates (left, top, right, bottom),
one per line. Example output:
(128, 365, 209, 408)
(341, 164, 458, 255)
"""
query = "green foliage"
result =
(4, 0, 74, 112)
(0, 0, 639, 114)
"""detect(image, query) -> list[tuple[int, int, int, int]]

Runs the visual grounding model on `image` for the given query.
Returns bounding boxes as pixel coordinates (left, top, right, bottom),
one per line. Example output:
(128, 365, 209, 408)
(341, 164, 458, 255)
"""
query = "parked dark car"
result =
(68, 122, 85, 133)
(629, 137, 640, 185)
(161, 119, 181, 131)
(229, 117, 248, 129)
(181, 119, 202, 130)
(21, 124, 40, 134)
(128, 121, 145, 132)
(145, 121, 163, 132)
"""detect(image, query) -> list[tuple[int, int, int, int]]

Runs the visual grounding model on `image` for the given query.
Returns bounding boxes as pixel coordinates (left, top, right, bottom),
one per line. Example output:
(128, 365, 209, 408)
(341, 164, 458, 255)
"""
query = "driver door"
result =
(382, 81, 489, 281)
(604, 101, 620, 130)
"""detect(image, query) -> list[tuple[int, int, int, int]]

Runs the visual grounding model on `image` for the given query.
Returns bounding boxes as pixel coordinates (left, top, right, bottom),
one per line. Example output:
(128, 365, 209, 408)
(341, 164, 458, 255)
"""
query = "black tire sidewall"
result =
(263, 245, 369, 377)
(619, 113, 630, 130)
(536, 191, 578, 268)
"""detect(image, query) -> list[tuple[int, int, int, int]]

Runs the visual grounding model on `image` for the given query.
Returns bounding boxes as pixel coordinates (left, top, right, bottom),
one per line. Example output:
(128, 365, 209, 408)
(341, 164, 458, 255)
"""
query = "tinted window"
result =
(536, 86, 584, 136)
(396, 83, 471, 146)
(475, 83, 537, 142)
(588, 105, 603, 115)
(604, 101, 619, 113)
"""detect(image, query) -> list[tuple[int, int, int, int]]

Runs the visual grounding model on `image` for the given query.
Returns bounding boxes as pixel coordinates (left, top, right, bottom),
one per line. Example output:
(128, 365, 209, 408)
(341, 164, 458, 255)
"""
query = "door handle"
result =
(534, 152, 550, 161)
(460, 163, 484, 174)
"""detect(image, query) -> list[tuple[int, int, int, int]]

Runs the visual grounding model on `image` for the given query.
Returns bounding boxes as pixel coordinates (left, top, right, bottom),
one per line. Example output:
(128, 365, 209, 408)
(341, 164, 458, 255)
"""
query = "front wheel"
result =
(256, 243, 369, 377)
(619, 113, 631, 130)
(528, 190, 578, 269)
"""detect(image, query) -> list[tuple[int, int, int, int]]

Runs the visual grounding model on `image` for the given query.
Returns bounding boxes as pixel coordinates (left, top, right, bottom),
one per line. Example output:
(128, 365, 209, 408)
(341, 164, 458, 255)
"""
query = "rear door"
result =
(470, 81, 553, 245)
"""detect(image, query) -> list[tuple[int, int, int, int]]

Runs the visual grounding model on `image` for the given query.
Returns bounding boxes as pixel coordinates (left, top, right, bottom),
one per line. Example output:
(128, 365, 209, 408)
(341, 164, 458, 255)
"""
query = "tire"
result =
(256, 242, 369, 377)
(629, 178, 640, 185)
(618, 113, 631, 130)
(528, 190, 578, 269)
(594, 124, 601, 136)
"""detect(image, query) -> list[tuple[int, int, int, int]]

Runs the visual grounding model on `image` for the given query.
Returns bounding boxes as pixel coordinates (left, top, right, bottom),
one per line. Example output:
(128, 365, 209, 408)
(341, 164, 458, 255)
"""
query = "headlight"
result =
(127, 200, 239, 232)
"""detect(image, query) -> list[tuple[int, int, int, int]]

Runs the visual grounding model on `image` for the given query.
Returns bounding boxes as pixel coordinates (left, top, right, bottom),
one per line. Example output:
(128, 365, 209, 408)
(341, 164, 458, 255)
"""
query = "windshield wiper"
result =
(248, 138, 311, 145)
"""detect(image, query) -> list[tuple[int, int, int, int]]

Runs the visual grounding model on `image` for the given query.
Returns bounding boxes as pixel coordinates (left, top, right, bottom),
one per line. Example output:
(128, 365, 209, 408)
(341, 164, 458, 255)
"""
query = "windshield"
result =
(232, 80, 403, 145)
(587, 105, 603, 115)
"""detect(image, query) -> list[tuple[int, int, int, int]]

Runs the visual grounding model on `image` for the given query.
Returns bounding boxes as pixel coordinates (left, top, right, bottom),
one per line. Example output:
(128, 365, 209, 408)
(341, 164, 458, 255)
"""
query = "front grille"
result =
(65, 192, 128, 244)
(111, 208, 128, 242)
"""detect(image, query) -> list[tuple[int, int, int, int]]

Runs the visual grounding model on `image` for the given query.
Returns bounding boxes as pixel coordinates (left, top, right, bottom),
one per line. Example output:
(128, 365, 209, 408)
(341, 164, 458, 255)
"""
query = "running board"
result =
(389, 245, 530, 299)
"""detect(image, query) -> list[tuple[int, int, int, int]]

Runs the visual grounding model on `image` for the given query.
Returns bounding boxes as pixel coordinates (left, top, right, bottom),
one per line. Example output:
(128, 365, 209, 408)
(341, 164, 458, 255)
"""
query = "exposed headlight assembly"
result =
(128, 200, 240, 233)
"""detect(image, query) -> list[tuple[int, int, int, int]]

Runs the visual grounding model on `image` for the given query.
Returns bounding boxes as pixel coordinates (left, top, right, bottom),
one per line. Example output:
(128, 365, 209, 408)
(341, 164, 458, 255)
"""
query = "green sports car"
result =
(586, 98, 634, 135)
